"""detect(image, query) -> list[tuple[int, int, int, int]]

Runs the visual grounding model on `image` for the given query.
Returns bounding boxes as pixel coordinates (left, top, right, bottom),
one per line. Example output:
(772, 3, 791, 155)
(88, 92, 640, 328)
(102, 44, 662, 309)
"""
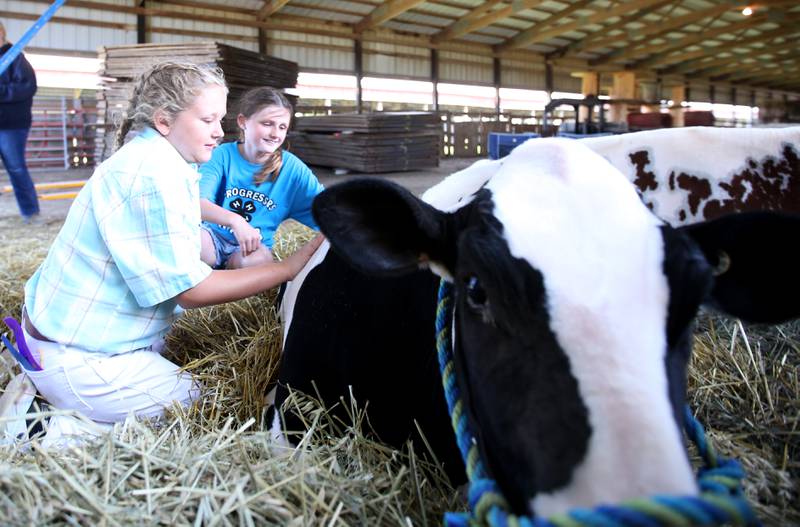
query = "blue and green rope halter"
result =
(435, 279, 760, 527)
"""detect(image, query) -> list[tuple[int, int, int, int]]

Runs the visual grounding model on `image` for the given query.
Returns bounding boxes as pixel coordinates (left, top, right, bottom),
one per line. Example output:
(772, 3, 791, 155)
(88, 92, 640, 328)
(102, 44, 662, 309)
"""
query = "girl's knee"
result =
(32, 348, 198, 423)
(200, 229, 217, 266)
(228, 244, 273, 269)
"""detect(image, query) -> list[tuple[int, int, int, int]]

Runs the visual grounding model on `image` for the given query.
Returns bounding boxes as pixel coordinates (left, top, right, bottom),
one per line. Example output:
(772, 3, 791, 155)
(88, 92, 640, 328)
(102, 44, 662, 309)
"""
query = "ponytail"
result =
(114, 117, 135, 151)
(254, 149, 283, 185)
(115, 78, 145, 150)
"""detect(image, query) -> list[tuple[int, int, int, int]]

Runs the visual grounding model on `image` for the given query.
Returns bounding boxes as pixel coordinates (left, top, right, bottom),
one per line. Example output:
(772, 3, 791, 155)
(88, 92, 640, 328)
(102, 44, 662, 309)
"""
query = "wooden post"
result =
(355, 39, 363, 114)
(638, 79, 658, 106)
(258, 28, 268, 55)
(431, 49, 439, 112)
(545, 62, 554, 97)
(577, 71, 599, 122)
(609, 71, 635, 123)
(670, 85, 685, 127)
(137, 0, 147, 44)
(493, 57, 501, 119)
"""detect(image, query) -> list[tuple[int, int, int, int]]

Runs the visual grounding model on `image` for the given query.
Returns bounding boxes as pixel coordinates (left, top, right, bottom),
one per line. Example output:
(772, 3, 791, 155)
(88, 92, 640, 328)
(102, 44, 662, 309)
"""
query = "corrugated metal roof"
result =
(282, 6, 362, 24)
(382, 21, 439, 35)
(2, 0, 798, 95)
(204, 0, 263, 9)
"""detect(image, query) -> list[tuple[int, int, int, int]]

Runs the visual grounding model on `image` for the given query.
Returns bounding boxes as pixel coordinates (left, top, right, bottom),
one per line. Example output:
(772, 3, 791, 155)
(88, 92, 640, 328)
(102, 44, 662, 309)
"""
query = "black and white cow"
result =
(273, 137, 800, 517)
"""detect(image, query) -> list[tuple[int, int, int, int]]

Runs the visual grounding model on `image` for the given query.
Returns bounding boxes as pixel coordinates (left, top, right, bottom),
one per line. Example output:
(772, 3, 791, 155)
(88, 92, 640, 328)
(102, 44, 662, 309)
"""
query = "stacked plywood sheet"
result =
(95, 41, 298, 162)
(289, 112, 441, 173)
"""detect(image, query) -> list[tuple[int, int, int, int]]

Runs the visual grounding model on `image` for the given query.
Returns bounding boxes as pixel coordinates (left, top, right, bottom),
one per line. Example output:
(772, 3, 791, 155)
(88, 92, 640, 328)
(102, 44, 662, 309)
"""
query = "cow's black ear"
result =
(679, 211, 800, 324)
(312, 178, 451, 276)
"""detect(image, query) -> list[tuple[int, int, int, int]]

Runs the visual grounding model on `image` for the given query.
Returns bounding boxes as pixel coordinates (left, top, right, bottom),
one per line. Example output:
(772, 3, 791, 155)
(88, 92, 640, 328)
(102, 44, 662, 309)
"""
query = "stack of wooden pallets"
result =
(95, 41, 298, 162)
(289, 112, 441, 173)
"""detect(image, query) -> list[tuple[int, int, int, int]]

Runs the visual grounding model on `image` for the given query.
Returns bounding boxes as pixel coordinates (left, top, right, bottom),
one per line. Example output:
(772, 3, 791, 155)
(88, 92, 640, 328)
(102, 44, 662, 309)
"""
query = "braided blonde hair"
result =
(115, 61, 227, 150)
(237, 87, 293, 184)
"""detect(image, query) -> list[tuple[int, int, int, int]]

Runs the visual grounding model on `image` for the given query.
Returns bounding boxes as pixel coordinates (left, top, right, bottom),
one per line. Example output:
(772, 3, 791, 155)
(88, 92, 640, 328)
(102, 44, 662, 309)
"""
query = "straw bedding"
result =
(0, 216, 797, 525)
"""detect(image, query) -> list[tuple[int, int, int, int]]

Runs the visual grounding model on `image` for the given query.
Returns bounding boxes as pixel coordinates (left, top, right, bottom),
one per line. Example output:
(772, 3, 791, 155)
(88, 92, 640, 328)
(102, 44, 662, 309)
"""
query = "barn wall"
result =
(1, 0, 135, 51)
(688, 83, 711, 103)
(501, 57, 549, 91)
(553, 68, 582, 93)
(437, 50, 492, 85)
(363, 42, 430, 80)
(269, 31, 355, 73)
(1, 0, 788, 104)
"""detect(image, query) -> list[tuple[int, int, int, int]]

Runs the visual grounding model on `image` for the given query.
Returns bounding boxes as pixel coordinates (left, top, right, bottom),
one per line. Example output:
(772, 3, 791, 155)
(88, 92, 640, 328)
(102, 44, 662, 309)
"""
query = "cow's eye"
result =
(465, 276, 487, 309)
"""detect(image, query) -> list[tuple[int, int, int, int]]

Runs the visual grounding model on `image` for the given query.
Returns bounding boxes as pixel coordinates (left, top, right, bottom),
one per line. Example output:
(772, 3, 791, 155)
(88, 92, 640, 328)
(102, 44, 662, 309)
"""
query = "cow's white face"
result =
(310, 137, 800, 518)
(442, 140, 699, 515)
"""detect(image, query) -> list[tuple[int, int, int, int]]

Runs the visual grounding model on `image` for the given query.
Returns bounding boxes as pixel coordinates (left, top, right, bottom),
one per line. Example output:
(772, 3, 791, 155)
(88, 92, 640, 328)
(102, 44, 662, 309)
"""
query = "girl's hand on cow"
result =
(231, 216, 262, 256)
(281, 234, 325, 281)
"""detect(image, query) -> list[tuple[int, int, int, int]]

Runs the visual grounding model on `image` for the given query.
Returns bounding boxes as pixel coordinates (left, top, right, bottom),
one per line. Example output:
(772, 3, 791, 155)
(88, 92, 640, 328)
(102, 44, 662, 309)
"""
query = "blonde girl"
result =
(21, 63, 321, 433)
(199, 87, 323, 269)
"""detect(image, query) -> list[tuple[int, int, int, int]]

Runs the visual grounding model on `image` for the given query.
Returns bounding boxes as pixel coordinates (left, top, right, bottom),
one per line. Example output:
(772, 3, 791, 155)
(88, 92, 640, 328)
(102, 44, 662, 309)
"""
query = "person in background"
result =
(199, 87, 323, 269)
(19, 62, 322, 442)
(0, 21, 40, 223)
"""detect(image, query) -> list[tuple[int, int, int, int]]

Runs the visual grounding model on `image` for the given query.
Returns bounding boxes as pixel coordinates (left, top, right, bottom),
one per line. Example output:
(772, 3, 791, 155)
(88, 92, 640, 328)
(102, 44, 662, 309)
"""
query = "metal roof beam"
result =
(759, 78, 800, 90)
(257, 0, 289, 20)
(631, 14, 800, 69)
(589, 3, 740, 65)
(431, 0, 551, 44)
(657, 29, 800, 74)
(724, 66, 800, 85)
(697, 47, 799, 78)
(701, 61, 765, 79)
(1, 9, 128, 32)
(495, 0, 678, 53)
(354, 0, 427, 33)
(529, 0, 598, 30)
(648, 29, 780, 73)
(152, 0, 254, 15)
(705, 61, 794, 83)
(552, 0, 674, 58)
(597, 3, 800, 67)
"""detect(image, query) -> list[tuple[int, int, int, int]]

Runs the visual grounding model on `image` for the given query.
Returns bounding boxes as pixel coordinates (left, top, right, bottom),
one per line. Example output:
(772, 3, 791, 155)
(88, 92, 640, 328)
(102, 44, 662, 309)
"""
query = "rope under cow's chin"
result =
(435, 279, 760, 527)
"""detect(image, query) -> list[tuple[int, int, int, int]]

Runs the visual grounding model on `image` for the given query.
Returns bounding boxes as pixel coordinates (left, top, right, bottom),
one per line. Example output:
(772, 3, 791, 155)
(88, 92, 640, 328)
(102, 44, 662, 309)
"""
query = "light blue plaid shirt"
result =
(25, 127, 212, 354)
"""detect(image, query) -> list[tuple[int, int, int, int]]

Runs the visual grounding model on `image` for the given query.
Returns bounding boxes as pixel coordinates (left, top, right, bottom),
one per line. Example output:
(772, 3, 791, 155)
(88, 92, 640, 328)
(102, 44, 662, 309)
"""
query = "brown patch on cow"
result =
(702, 143, 800, 220)
(635, 143, 800, 223)
(675, 172, 712, 216)
(629, 150, 658, 193)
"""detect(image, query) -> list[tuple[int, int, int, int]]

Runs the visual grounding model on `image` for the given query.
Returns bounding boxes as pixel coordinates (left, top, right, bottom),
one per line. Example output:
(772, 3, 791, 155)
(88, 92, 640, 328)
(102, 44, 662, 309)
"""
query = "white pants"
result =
(22, 329, 198, 423)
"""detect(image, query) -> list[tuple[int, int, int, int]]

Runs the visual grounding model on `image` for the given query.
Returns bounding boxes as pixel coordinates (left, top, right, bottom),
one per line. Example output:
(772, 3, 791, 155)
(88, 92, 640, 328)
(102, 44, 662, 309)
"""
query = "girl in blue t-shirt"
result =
(199, 87, 323, 269)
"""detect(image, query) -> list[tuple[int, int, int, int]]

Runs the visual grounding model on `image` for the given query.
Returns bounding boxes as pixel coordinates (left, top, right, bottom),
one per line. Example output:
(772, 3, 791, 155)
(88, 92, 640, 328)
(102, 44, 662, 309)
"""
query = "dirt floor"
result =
(0, 157, 479, 226)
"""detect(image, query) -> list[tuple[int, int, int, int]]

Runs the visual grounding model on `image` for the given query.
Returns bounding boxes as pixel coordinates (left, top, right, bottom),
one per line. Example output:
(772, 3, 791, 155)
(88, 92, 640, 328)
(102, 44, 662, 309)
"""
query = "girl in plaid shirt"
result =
(19, 62, 321, 443)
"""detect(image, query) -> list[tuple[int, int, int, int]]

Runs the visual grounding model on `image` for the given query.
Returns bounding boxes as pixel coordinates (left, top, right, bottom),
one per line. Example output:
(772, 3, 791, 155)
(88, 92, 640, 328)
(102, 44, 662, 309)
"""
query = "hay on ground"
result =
(0, 216, 798, 525)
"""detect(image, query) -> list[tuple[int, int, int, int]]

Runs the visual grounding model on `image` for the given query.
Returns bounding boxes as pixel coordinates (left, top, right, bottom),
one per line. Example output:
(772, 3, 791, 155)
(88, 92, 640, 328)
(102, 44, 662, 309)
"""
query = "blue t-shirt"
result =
(199, 142, 323, 248)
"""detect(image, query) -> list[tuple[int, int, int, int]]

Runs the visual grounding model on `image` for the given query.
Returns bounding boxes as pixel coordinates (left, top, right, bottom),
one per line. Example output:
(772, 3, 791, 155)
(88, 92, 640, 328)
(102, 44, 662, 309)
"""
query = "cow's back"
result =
(580, 126, 800, 225)
(276, 247, 465, 483)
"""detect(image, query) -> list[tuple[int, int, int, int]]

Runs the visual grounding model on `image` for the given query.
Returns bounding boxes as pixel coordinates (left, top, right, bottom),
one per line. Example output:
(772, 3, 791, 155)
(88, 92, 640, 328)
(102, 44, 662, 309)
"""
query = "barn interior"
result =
(0, 1, 799, 524)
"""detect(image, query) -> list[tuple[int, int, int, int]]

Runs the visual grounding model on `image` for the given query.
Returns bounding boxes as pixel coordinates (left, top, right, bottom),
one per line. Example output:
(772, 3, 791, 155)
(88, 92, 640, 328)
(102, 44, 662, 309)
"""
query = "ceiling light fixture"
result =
(742, 6, 753, 16)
